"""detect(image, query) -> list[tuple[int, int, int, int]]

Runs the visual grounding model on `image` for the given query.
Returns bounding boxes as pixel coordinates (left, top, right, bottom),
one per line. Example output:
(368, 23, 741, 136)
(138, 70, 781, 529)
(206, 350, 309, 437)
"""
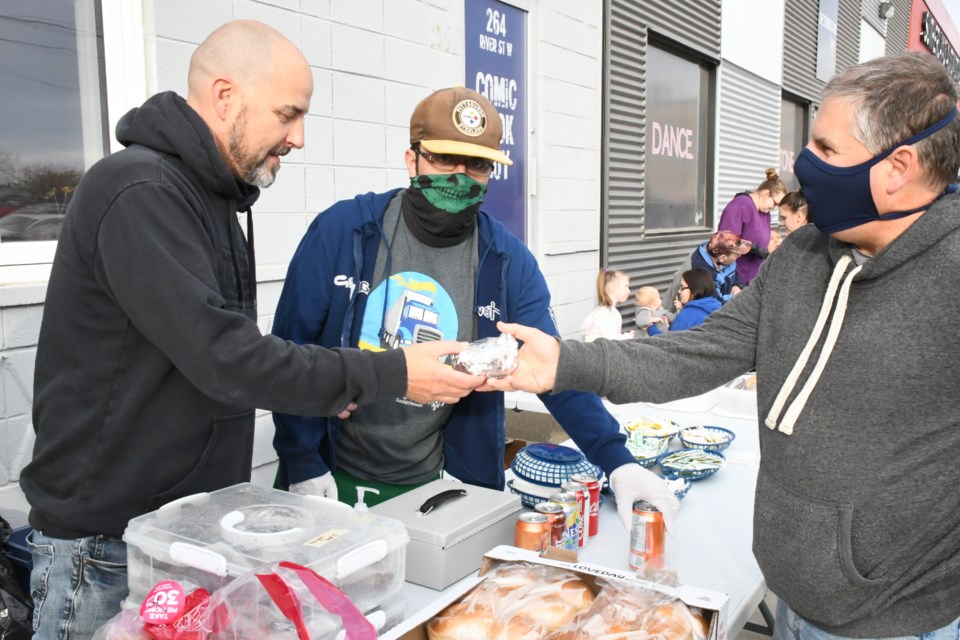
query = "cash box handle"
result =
(417, 489, 467, 516)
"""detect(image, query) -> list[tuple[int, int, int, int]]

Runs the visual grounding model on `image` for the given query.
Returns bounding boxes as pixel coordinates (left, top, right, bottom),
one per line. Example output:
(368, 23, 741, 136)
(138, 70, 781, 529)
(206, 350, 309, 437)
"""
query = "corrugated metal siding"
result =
(602, 0, 722, 314)
(837, 0, 862, 72)
(716, 64, 781, 213)
(885, 0, 911, 55)
(636, 0, 721, 59)
(862, 0, 887, 35)
(783, 0, 824, 102)
(603, 0, 647, 294)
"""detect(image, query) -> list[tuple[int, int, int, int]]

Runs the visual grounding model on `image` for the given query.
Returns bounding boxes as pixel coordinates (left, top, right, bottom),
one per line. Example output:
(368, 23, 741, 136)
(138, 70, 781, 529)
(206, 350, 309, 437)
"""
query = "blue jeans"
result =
(775, 599, 960, 640)
(28, 530, 129, 640)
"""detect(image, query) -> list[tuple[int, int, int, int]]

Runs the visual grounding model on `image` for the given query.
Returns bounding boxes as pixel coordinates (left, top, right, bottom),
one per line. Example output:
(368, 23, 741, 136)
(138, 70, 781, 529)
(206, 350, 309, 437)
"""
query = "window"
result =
(0, 0, 107, 259)
(779, 96, 808, 192)
(644, 45, 712, 231)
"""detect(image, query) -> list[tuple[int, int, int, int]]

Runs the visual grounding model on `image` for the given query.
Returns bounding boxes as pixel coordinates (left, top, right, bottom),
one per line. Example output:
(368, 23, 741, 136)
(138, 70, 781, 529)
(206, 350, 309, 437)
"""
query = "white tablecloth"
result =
(400, 385, 765, 636)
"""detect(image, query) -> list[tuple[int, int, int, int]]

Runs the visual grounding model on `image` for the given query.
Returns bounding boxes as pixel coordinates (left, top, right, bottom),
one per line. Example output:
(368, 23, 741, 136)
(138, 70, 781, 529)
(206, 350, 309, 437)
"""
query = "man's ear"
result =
(404, 148, 418, 178)
(211, 77, 235, 121)
(882, 145, 919, 194)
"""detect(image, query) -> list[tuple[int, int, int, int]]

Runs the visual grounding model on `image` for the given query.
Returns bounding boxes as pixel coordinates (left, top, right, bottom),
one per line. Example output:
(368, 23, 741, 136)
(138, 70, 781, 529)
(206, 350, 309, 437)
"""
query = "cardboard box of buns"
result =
(382, 544, 730, 640)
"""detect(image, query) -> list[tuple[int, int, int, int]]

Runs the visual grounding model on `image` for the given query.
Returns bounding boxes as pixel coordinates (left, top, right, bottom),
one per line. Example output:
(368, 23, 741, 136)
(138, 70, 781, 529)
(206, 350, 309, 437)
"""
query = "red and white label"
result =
(139, 580, 185, 624)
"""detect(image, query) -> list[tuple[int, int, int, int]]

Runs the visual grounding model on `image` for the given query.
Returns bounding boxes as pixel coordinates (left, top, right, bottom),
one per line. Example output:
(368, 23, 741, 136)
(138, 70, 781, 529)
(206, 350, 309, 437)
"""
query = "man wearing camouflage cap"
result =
(665, 230, 752, 305)
(271, 87, 680, 532)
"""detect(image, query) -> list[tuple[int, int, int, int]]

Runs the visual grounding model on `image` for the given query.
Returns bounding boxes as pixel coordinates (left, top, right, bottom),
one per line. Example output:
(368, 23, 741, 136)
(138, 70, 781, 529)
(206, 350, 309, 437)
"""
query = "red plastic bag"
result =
(94, 562, 376, 640)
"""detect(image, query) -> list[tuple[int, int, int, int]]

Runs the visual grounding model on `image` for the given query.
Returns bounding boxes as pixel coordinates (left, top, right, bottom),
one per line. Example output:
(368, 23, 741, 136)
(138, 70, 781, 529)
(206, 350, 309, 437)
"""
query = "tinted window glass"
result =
(644, 45, 711, 231)
(0, 0, 106, 243)
(780, 97, 807, 192)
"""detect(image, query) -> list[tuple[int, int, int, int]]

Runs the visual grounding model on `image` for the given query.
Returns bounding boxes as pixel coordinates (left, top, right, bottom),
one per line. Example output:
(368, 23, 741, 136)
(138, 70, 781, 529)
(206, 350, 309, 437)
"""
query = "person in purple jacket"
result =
(717, 168, 787, 284)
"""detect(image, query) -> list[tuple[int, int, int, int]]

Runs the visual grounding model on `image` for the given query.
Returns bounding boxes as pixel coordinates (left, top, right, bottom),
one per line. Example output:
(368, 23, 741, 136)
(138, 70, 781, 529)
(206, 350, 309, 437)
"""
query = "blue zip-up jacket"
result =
(670, 296, 722, 331)
(692, 243, 744, 301)
(272, 189, 635, 490)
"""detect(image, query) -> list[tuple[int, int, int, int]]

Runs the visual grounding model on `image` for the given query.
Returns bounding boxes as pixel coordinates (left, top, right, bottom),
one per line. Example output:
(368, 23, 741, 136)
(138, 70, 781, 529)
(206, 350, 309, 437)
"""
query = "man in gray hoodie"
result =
(484, 52, 960, 639)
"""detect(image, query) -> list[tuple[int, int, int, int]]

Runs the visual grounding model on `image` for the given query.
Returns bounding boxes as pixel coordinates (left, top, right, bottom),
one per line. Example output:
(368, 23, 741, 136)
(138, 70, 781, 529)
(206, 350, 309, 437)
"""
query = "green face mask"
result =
(409, 173, 487, 213)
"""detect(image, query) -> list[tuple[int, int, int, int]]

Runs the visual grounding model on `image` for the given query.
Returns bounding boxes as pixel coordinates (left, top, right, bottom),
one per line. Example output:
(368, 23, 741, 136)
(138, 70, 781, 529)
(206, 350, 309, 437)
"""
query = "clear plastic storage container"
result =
(123, 483, 408, 615)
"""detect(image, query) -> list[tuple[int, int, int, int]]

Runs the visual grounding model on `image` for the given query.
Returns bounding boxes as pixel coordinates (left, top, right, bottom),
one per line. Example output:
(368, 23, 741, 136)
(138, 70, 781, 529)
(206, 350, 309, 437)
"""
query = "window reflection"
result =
(644, 45, 712, 231)
(0, 0, 106, 243)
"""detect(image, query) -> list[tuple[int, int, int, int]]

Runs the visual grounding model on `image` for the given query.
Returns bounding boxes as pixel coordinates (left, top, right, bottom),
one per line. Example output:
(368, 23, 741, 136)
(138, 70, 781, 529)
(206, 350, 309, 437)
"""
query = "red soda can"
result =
(547, 492, 580, 551)
(534, 502, 565, 548)
(629, 500, 666, 571)
(571, 473, 600, 537)
(561, 481, 590, 548)
(515, 512, 551, 552)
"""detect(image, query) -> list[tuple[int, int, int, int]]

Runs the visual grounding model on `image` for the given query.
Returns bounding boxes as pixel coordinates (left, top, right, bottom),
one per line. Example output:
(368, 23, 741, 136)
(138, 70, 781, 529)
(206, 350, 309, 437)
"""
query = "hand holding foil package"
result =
(449, 334, 518, 378)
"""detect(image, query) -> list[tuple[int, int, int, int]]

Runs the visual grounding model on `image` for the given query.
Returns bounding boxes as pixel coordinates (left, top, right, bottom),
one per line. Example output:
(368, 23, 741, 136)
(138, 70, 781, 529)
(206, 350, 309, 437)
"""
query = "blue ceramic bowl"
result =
(678, 426, 736, 452)
(657, 448, 725, 481)
(510, 442, 602, 487)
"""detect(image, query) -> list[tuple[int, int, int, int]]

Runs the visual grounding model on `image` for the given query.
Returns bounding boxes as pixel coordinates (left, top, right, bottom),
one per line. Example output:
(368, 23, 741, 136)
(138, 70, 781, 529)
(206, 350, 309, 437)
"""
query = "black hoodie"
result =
(21, 92, 406, 538)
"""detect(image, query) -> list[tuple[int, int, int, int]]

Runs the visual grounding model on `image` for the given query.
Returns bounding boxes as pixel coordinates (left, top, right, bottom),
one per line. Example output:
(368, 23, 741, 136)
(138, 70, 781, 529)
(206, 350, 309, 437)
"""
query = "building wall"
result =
(0, 0, 605, 527)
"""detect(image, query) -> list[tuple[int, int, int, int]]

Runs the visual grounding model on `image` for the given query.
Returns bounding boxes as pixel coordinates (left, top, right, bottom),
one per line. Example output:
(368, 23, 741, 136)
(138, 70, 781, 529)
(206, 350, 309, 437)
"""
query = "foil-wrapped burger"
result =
(449, 333, 519, 378)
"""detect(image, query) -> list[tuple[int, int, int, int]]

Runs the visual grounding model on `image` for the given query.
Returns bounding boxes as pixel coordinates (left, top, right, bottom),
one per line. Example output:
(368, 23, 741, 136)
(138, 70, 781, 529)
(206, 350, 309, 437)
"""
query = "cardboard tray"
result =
(383, 545, 731, 640)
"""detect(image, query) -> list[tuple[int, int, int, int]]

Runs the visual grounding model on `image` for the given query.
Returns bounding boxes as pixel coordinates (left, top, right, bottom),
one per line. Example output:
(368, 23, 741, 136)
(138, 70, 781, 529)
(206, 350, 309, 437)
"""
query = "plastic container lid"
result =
(123, 483, 408, 582)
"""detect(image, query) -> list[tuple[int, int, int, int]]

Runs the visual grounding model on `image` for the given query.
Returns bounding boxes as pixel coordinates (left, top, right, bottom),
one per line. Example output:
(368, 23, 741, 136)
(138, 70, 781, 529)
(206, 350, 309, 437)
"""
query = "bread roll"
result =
(545, 581, 708, 640)
(428, 563, 595, 640)
(426, 601, 501, 640)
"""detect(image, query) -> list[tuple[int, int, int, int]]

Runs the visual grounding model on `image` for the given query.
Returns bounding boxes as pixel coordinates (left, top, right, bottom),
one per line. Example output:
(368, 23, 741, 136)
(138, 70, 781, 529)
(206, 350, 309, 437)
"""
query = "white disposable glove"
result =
(609, 463, 680, 534)
(289, 472, 338, 500)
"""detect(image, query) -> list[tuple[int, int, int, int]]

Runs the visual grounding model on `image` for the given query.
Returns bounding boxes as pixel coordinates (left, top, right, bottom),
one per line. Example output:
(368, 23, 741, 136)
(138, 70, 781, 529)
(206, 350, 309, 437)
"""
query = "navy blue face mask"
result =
(794, 108, 959, 235)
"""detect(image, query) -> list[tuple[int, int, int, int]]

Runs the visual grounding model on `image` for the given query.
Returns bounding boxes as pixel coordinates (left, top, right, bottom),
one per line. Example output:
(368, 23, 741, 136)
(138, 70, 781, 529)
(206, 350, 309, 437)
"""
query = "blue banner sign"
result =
(465, 0, 527, 241)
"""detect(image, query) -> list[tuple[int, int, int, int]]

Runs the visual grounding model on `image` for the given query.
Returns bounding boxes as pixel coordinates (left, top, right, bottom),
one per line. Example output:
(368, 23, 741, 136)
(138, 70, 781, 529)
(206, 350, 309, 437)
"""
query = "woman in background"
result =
(717, 168, 786, 285)
(778, 190, 810, 235)
(670, 269, 721, 332)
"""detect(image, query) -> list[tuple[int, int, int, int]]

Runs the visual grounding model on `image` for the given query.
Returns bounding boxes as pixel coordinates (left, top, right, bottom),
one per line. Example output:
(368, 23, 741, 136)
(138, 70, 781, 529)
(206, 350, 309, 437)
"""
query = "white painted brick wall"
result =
(330, 0, 383, 31)
(0, 293, 41, 525)
(534, 2, 604, 333)
(234, 0, 304, 45)
(255, 212, 311, 266)
(300, 0, 331, 19)
(384, 0, 433, 43)
(255, 164, 307, 213)
(305, 165, 337, 213)
(333, 121, 387, 167)
(331, 24, 385, 76)
(154, 0, 231, 45)
(303, 116, 334, 165)
(332, 74, 386, 121)
(302, 16, 334, 68)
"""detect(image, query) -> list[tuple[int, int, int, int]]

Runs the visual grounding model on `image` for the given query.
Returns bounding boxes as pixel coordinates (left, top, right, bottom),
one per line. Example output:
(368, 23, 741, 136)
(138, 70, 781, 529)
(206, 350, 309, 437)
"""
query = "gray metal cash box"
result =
(370, 479, 521, 590)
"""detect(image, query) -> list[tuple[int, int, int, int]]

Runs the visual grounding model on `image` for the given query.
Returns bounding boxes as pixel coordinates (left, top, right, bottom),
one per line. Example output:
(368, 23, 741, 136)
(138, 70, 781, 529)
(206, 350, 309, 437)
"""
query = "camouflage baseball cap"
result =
(409, 87, 512, 165)
(707, 230, 752, 256)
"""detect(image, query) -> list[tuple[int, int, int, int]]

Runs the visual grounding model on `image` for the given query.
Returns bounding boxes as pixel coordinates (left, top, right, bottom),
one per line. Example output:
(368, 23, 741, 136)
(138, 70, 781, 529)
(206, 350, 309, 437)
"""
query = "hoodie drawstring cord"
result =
(765, 255, 862, 435)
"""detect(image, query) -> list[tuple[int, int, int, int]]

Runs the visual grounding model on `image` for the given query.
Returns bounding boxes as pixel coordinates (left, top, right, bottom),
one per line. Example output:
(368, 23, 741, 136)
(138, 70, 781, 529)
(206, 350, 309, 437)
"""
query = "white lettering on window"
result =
(649, 122, 695, 160)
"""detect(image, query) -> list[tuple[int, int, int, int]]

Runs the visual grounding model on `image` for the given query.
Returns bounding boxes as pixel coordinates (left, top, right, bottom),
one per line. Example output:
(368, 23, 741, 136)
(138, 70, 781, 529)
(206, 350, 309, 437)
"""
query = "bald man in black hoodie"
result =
(20, 20, 482, 638)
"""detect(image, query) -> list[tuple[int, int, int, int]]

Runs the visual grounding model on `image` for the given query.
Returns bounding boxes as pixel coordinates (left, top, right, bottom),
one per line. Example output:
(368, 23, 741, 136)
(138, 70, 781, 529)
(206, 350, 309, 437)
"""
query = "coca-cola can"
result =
(534, 502, 565, 548)
(570, 473, 600, 537)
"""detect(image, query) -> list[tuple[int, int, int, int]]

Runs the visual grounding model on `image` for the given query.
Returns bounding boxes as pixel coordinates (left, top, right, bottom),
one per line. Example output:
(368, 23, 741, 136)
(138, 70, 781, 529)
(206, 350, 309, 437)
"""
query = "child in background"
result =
(582, 268, 634, 342)
(634, 286, 670, 336)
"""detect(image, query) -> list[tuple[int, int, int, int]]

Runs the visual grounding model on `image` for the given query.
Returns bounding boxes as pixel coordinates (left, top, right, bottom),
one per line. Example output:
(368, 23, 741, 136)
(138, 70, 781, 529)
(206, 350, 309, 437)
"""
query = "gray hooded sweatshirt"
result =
(556, 194, 960, 636)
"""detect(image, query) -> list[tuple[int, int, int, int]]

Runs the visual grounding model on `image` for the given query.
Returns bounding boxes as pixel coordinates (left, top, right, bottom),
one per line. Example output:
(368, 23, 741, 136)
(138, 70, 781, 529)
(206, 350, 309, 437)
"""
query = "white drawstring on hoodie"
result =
(765, 254, 863, 435)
